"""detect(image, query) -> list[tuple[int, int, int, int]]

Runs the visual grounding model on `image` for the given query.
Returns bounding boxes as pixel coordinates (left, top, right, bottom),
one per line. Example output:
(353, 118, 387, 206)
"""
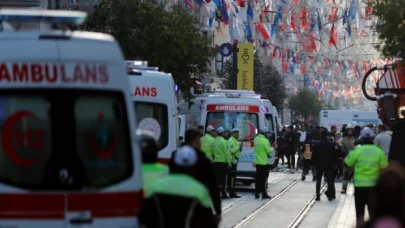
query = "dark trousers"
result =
(227, 163, 237, 193)
(214, 162, 228, 193)
(342, 164, 354, 190)
(277, 148, 286, 164)
(286, 150, 296, 168)
(302, 159, 316, 177)
(316, 168, 335, 198)
(255, 165, 269, 193)
(354, 187, 375, 223)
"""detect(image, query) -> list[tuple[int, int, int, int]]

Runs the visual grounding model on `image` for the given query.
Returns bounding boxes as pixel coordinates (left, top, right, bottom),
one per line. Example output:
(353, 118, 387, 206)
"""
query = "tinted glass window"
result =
(135, 102, 168, 150)
(0, 90, 133, 190)
(265, 114, 275, 132)
(206, 112, 259, 141)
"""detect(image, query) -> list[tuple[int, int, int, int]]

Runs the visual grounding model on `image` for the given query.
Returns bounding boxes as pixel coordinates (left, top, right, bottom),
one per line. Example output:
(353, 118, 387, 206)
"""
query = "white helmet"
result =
(346, 124, 354, 130)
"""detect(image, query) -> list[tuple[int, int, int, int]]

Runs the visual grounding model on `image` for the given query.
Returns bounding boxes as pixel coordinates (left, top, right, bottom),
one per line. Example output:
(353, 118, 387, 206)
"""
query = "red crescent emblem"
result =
(243, 121, 256, 139)
(211, 120, 221, 127)
(1, 111, 40, 167)
(88, 134, 117, 159)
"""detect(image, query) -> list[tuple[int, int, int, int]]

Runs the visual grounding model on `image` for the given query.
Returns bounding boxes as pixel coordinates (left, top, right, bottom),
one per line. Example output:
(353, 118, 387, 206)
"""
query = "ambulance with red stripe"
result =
(200, 92, 274, 185)
(127, 61, 179, 164)
(0, 10, 142, 228)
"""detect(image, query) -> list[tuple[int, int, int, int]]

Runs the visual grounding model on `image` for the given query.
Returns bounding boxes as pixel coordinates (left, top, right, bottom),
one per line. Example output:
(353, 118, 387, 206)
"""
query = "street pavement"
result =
(221, 169, 361, 228)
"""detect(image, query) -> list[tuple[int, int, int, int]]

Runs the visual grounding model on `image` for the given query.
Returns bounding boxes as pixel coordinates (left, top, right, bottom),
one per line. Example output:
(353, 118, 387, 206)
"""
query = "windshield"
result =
(0, 90, 133, 191)
(134, 102, 168, 150)
(206, 112, 259, 141)
(265, 114, 275, 132)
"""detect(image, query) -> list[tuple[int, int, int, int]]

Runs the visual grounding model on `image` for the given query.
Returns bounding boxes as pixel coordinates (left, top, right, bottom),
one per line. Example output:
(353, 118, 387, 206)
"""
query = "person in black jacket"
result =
(285, 125, 299, 169)
(276, 127, 288, 165)
(312, 130, 340, 201)
(168, 129, 222, 225)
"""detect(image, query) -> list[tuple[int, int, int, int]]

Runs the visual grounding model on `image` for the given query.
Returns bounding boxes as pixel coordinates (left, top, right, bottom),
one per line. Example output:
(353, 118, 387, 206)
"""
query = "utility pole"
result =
(232, 39, 238, 90)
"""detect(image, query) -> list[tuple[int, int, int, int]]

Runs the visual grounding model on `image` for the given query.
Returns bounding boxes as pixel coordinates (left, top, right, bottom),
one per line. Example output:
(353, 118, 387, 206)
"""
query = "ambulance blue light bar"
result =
(126, 61, 148, 68)
(0, 9, 87, 25)
(226, 93, 241, 98)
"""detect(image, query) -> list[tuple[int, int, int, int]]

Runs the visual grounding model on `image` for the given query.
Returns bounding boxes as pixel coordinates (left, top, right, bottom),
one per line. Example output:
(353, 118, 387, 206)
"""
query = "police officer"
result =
(227, 128, 242, 198)
(341, 124, 356, 194)
(253, 127, 273, 199)
(201, 125, 216, 160)
(139, 130, 169, 197)
(345, 127, 388, 227)
(312, 130, 339, 201)
(140, 146, 217, 228)
(213, 127, 230, 199)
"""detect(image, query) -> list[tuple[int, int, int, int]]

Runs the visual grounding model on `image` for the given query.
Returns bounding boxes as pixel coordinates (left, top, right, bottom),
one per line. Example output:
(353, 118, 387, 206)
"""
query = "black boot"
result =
(262, 192, 271, 199)
(301, 175, 306, 181)
(315, 195, 320, 201)
(229, 192, 241, 198)
(255, 192, 260, 199)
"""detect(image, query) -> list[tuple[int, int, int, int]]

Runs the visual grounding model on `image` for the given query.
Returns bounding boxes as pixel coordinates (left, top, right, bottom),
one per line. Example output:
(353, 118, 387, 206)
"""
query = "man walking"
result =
(226, 128, 242, 198)
(253, 127, 273, 199)
(345, 127, 388, 227)
(312, 130, 339, 201)
(341, 124, 356, 194)
(286, 125, 299, 169)
(374, 125, 392, 159)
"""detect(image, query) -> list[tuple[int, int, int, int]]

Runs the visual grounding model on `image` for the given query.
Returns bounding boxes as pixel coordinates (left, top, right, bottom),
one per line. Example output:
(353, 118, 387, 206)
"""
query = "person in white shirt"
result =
(297, 126, 307, 169)
(374, 125, 392, 159)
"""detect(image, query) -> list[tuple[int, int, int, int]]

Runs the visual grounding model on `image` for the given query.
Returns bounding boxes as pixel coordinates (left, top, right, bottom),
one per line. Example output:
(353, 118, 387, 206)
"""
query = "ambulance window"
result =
(0, 91, 132, 190)
(206, 112, 259, 141)
(265, 114, 275, 132)
(135, 102, 168, 150)
(75, 95, 132, 189)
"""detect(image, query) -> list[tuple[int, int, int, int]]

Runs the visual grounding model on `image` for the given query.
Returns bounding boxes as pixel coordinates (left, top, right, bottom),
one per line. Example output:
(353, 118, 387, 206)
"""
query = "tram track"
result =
(222, 173, 288, 215)
(232, 180, 327, 228)
(232, 178, 301, 228)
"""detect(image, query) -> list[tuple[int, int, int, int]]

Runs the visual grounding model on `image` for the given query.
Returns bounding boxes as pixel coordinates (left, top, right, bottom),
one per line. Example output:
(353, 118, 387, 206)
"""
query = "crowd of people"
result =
(138, 121, 400, 228)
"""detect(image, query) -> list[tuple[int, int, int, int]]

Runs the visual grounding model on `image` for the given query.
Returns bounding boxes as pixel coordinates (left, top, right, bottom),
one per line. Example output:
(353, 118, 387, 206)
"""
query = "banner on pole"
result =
(237, 43, 254, 90)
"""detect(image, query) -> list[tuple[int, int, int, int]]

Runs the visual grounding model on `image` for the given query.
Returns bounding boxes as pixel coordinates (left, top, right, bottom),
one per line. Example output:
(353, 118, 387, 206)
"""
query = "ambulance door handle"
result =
(69, 217, 93, 225)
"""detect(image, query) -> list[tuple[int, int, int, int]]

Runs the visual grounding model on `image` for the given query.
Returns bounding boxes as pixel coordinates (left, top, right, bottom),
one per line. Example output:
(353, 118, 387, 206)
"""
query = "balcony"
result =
(0, 0, 42, 7)
(48, 0, 99, 11)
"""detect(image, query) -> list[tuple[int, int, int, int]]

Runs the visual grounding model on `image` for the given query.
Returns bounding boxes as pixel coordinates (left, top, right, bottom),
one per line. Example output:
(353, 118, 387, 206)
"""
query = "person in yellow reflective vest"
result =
(139, 130, 169, 197)
(140, 145, 217, 228)
(345, 127, 388, 227)
(201, 125, 216, 160)
(253, 127, 273, 199)
(226, 128, 243, 198)
(213, 127, 230, 199)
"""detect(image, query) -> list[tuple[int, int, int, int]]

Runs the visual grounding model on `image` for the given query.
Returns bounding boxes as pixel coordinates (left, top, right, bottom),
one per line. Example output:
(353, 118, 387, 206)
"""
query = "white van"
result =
(127, 61, 178, 164)
(0, 10, 142, 228)
(200, 92, 268, 185)
(177, 94, 208, 129)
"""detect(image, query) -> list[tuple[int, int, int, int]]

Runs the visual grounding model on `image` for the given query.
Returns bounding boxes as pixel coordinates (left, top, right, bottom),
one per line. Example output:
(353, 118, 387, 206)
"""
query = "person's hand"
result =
(214, 214, 222, 225)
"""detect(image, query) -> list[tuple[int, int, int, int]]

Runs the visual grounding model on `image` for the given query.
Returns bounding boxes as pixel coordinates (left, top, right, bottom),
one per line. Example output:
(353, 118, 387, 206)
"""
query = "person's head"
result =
(170, 145, 198, 176)
(260, 127, 269, 137)
(327, 132, 335, 141)
(197, 125, 204, 136)
(206, 125, 216, 137)
(320, 130, 328, 139)
(373, 162, 405, 217)
(301, 125, 305, 131)
(331, 125, 337, 133)
(231, 128, 239, 139)
(345, 124, 354, 136)
(216, 127, 225, 137)
(378, 125, 386, 133)
(360, 127, 375, 142)
(288, 125, 294, 132)
(185, 129, 202, 150)
(367, 123, 374, 129)
(137, 130, 159, 164)
(354, 125, 362, 137)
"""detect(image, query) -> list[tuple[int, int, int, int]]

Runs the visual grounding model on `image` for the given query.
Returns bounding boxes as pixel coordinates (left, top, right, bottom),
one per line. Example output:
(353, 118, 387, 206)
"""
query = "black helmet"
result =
(137, 130, 159, 163)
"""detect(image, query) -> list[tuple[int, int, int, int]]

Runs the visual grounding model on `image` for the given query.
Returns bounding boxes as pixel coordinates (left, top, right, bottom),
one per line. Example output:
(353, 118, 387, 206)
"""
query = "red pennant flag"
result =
(237, 0, 245, 7)
(294, 0, 298, 6)
(300, 8, 308, 28)
(272, 46, 277, 58)
(254, 23, 270, 40)
(311, 34, 317, 51)
(301, 64, 307, 75)
(291, 14, 296, 31)
(328, 7, 338, 22)
(296, 53, 300, 65)
(328, 24, 338, 48)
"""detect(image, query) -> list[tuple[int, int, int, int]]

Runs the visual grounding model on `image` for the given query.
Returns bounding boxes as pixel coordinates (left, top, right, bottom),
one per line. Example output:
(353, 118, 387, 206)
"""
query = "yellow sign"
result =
(237, 43, 254, 90)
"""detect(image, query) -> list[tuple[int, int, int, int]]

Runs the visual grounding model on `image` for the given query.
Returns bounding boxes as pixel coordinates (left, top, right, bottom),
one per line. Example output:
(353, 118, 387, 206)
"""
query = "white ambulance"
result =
(127, 61, 179, 164)
(273, 106, 280, 132)
(0, 10, 142, 228)
(200, 92, 269, 185)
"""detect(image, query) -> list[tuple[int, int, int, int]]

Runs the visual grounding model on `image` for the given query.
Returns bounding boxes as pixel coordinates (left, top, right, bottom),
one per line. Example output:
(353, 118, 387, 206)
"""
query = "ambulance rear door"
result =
(128, 69, 177, 164)
(0, 10, 142, 228)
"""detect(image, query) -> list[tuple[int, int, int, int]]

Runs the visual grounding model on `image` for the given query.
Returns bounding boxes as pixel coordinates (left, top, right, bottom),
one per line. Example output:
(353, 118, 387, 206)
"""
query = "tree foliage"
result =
(217, 53, 287, 110)
(288, 88, 323, 119)
(373, 0, 405, 60)
(82, 0, 215, 101)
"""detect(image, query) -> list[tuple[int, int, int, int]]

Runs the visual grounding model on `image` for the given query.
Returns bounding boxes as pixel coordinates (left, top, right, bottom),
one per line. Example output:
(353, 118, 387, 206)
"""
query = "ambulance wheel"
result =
(242, 180, 253, 186)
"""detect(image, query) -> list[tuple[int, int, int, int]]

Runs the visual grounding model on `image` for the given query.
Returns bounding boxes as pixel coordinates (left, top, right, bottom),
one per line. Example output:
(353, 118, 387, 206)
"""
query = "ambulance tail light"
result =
(0, 9, 87, 26)
(226, 93, 241, 98)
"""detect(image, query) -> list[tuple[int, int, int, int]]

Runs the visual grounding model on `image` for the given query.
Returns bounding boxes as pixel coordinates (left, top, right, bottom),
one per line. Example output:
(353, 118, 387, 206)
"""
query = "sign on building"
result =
(237, 43, 254, 90)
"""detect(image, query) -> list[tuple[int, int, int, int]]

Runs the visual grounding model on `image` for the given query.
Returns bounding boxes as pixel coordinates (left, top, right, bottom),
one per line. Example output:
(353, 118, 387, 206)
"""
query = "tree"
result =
(288, 88, 323, 120)
(217, 53, 287, 110)
(82, 0, 215, 101)
(373, 0, 405, 61)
